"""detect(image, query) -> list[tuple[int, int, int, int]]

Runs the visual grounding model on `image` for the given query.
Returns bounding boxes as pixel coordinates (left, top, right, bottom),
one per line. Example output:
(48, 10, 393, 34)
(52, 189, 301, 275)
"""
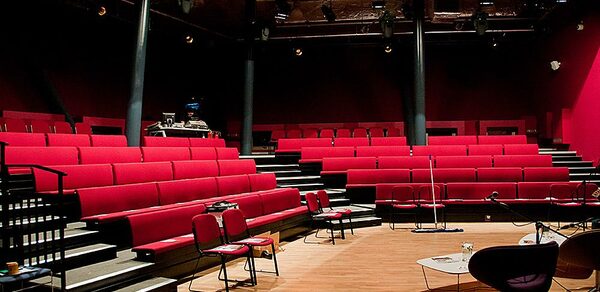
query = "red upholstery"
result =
(128, 204, 207, 247)
(75, 122, 92, 134)
(259, 188, 302, 214)
(218, 159, 256, 176)
(90, 135, 127, 147)
(215, 147, 239, 159)
(188, 138, 226, 147)
(4, 147, 79, 165)
(370, 137, 407, 146)
(157, 178, 218, 205)
(112, 162, 173, 185)
(299, 146, 355, 164)
(319, 129, 335, 138)
(78, 182, 159, 219)
(78, 147, 142, 164)
(216, 175, 251, 196)
(353, 128, 368, 137)
(376, 183, 445, 203)
(477, 167, 523, 182)
(270, 130, 286, 141)
(385, 128, 403, 137)
(503, 144, 539, 155)
(523, 167, 570, 182)
(229, 194, 264, 219)
(347, 169, 411, 188)
(248, 173, 277, 192)
(468, 144, 504, 156)
(28, 119, 52, 133)
(516, 182, 579, 202)
(336, 128, 351, 138)
(34, 164, 114, 193)
(193, 215, 250, 257)
(302, 128, 319, 138)
(445, 182, 517, 204)
(286, 129, 302, 138)
(378, 156, 430, 169)
(172, 160, 219, 180)
(549, 183, 579, 202)
(53, 121, 73, 134)
(435, 155, 493, 168)
(412, 145, 467, 156)
(333, 137, 369, 147)
(369, 127, 384, 137)
(46, 133, 91, 147)
(275, 138, 332, 154)
(428, 135, 478, 145)
(141, 147, 191, 162)
(189, 147, 217, 160)
(3, 118, 28, 132)
(0, 132, 47, 146)
(355, 146, 410, 157)
(412, 168, 477, 183)
(321, 157, 377, 175)
(478, 135, 527, 145)
(142, 136, 190, 147)
(494, 155, 553, 167)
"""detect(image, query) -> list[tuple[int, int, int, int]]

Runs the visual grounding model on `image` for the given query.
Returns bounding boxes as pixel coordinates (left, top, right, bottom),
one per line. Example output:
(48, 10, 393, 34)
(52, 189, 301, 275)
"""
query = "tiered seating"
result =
(523, 167, 570, 182)
(378, 156, 430, 169)
(0, 132, 47, 146)
(412, 145, 468, 156)
(468, 144, 504, 156)
(4, 147, 79, 166)
(217, 160, 257, 176)
(333, 137, 369, 147)
(493, 155, 553, 167)
(90, 134, 128, 147)
(275, 138, 332, 155)
(503, 144, 539, 155)
(477, 167, 523, 182)
(112, 162, 174, 185)
(435, 156, 493, 168)
(189, 147, 218, 160)
(428, 135, 477, 145)
(347, 169, 411, 189)
(412, 168, 477, 183)
(478, 135, 527, 144)
(46, 134, 91, 147)
(34, 164, 115, 194)
(370, 137, 406, 146)
(172, 160, 219, 180)
(143, 137, 190, 147)
(188, 138, 226, 147)
(356, 146, 410, 157)
(320, 157, 377, 176)
(79, 147, 142, 164)
(298, 147, 354, 164)
(141, 147, 191, 162)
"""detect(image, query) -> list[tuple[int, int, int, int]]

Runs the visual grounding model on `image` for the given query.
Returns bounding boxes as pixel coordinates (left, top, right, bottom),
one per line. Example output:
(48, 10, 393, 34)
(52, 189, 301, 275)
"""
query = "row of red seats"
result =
(300, 146, 543, 165)
(271, 127, 403, 140)
(128, 187, 305, 262)
(375, 182, 598, 205)
(0, 132, 226, 148)
(3, 146, 239, 167)
(344, 167, 569, 189)
(321, 155, 553, 176)
(78, 173, 278, 225)
(0, 118, 91, 134)
(276, 137, 406, 155)
(34, 159, 256, 194)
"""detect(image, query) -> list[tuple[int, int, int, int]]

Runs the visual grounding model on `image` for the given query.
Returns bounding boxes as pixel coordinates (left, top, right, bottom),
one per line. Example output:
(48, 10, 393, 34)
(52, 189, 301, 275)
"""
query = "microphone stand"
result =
(488, 197, 568, 244)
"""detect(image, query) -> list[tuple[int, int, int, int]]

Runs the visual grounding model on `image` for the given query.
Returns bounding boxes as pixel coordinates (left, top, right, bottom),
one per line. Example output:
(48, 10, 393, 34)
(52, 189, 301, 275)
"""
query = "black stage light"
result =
(479, 0, 494, 6)
(372, 0, 385, 9)
(321, 3, 336, 22)
(384, 44, 392, 53)
(97, 6, 107, 16)
(294, 47, 303, 56)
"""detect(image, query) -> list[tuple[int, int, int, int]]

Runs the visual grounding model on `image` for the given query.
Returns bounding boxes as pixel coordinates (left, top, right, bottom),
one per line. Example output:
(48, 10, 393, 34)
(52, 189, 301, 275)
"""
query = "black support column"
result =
(125, 0, 150, 146)
(241, 0, 257, 155)
(413, 0, 426, 145)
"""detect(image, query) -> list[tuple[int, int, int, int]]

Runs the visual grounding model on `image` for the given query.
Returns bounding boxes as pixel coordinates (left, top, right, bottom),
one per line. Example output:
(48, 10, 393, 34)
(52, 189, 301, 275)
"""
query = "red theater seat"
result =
(0, 132, 47, 146)
(335, 128, 351, 138)
(468, 144, 504, 156)
(259, 188, 303, 216)
(79, 147, 142, 164)
(215, 147, 239, 159)
(353, 128, 368, 137)
(3, 118, 28, 132)
(503, 144, 539, 155)
(228, 194, 264, 220)
(188, 138, 226, 147)
(319, 128, 335, 138)
(248, 173, 277, 192)
(523, 167, 570, 182)
(412, 145, 467, 156)
(435, 155, 493, 168)
(299, 147, 355, 164)
(385, 128, 403, 137)
(477, 167, 523, 182)
(376, 183, 445, 204)
(356, 146, 410, 157)
(378, 156, 430, 169)
(444, 182, 517, 204)
(478, 135, 527, 145)
(368, 127, 384, 137)
(171, 160, 219, 180)
(286, 129, 302, 138)
(370, 137, 407, 146)
(333, 137, 370, 147)
(270, 130, 286, 141)
(321, 157, 377, 176)
(143, 136, 190, 147)
(493, 155, 553, 168)
(46, 133, 91, 147)
(34, 164, 114, 194)
(90, 134, 127, 147)
(216, 175, 251, 196)
(515, 182, 579, 203)
(347, 169, 411, 188)
(218, 159, 256, 176)
(78, 182, 160, 222)
(28, 119, 52, 133)
(412, 168, 477, 183)
(53, 121, 73, 134)
(189, 147, 218, 160)
(75, 122, 92, 134)
(112, 162, 173, 185)
(141, 147, 191, 162)
(302, 128, 319, 138)
(156, 178, 218, 205)
(428, 135, 478, 145)
(275, 138, 332, 154)
(4, 147, 79, 166)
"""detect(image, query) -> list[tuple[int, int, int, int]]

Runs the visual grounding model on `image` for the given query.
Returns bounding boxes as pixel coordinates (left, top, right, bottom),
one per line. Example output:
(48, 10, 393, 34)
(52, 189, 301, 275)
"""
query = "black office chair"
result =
(468, 241, 559, 292)
(556, 229, 600, 291)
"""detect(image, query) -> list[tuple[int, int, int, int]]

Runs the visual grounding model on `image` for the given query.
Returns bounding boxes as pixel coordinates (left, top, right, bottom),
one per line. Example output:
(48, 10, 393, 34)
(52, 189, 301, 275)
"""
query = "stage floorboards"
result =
(180, 222, 594, 291)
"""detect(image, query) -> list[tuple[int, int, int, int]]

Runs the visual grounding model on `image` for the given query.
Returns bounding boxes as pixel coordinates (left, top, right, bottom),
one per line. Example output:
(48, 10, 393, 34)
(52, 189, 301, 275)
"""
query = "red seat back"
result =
(143, 137, 190, 147)
(216, 175, 251, 196)
(172, 160, 219, 180)
(78, 183, 159, 218)
(78, 147, 142, 164)
(468, 144, 504, 156)
(218, 159, 256, 176)
(428, 135, 477, 145)
(0, 132, 47, 146)
(46, 134, 91, 147)
(112, 162, 173, 185)
(141, 147, 191, 162)
(157, 178, 218, 205)
(90, 135, 127, 147)
(477, 167, 523, 182)
(190, 147, 218, 160)
(370, 137, 407, 146)
(129, 204, 206, 246)
(378, 156, 430, 169)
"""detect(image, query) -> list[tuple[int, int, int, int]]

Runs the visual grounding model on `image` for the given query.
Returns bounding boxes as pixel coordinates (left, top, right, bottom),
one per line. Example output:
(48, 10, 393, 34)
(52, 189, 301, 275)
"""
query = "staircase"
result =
(244, 154, 382, 229)
(539, 148, 600, 183)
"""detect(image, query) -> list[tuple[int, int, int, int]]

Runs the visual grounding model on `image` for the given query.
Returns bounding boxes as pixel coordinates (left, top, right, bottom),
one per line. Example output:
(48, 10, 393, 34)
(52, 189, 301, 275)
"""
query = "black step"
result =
(278, 182, 325, 191)
(240, 154, 278, 165)
(554, 161, 594, 167)
(552, 155, 582, 162)
(569, 166, 598, 174)
(256, 163, 299, 172)
(111, 277, 177, 292)
(260, 169, 303, 177)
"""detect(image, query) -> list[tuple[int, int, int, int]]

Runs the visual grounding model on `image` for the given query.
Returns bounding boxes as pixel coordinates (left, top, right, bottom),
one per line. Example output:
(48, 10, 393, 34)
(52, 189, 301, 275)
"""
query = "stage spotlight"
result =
(294, 48, 303, 56)
(577, 21, 584, 31)
(471, 10, 488, 35)
(384, 44, 392, 53)
(372, 0, 385, 9)
(185, 35, 194, 44)
(260, 27, 270, 41)
(275, 0, 291, 21)
(97, 6, 107, 16)
(321, 3, 336, 22)
(550, 61, 561, 71)
(179, 0, 194, 14)
(479, 0, 494, 6)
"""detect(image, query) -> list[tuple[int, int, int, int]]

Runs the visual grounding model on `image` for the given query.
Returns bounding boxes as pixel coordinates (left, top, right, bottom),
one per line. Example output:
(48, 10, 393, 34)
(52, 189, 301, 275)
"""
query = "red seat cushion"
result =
(157, 177, 218, 205)
(248, 173, 277, 192)
(378, 156, 430, 169)
(189, 138, 226, 147)
(370, 137, 407, 146)
(112, 162, 173, 185)
(172, 160, 219, 180)
(218, 159, 256, 176)
(78, 182, 159, 219)
(34, 164, 114, 193)
(189, 147, 218, 160)
(90, 135, 127, 147)
(141, 147, 191, 162)
(4, 147, 79, 165)
(78, 147, 142, 164)
(46, 134, 91, 147)
(143, 137, 190, 147)
(428, 136, 477, 145)
(216, 175, 251, 196)
(0, 132, 46, 146)
(355, 146, 411, 157)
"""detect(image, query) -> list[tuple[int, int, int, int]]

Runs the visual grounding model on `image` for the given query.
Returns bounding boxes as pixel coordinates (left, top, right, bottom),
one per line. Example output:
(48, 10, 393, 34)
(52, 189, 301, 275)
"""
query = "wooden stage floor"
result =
(180, 222, 595, 291)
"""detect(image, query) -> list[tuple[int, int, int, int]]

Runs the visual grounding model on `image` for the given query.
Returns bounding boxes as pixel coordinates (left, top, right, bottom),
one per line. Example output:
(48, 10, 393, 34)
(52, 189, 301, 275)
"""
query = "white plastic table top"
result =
(417, 252, 470, 275)
(518, 232, 567, 246)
